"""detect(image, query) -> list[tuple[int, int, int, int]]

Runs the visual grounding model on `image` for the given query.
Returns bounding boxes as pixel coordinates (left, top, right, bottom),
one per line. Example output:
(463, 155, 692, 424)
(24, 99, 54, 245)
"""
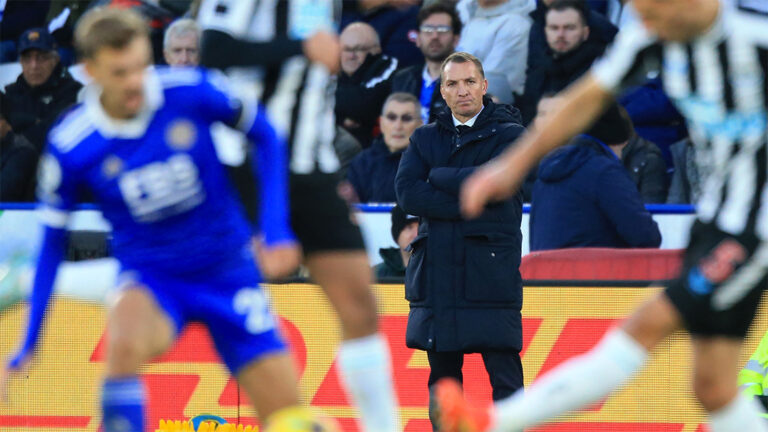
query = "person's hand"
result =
(1, 350, 32, 404)
(460, 156, 527, 219)
(303, 31, 341, 74)
(0, 119, 12, 140)
(253, 239, 302, 280)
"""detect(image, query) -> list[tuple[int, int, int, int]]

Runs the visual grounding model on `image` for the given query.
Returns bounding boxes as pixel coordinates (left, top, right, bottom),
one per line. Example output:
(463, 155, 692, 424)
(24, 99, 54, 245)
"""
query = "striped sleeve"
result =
(591, 22, 661, 93)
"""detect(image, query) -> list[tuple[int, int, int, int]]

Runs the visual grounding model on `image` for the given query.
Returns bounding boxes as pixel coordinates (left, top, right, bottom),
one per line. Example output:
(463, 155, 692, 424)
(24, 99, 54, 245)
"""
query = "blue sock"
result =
(101, 376, 146, 432)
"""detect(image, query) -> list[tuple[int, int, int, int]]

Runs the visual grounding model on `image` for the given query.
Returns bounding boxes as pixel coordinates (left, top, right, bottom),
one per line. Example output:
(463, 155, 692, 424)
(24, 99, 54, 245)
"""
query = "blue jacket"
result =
(395, 99, 526, 352)
(530, 136, 662, 251)
(347, 137, 401, 203)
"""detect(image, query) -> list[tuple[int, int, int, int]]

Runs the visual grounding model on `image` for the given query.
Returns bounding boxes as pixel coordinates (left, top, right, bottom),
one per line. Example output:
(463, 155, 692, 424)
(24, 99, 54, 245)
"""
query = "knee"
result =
(693, 373, 737, 411)
(106, 334, 153, 375)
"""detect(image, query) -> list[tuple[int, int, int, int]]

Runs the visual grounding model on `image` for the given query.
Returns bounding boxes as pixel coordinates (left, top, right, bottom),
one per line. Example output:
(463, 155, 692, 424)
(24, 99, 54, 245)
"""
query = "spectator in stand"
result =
(396, 52, 526, 430)
(667, 138, 702, 205)
(456, 0, 535, 104)
(520, 0, 616, 124)
(0, 0, 51, 62)
(348, 92, 422, 203)
(374, 205, 419, 280)
(391, 2, 460, 124)
(335, 22, 399, 148)
(0, 92, 38, 202)
(342, 2, 423, 68)
(163, 18, 199, 67)
(529, 95, 662, 251)
(2, 27, 82, 153)
(618, 77, 688, 167)
(591, 105, 669, 203)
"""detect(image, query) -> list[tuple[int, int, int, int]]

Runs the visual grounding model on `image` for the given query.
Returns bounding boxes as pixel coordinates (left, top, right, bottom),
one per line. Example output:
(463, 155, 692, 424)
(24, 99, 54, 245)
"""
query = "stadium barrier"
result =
(3, 283, 767, 431)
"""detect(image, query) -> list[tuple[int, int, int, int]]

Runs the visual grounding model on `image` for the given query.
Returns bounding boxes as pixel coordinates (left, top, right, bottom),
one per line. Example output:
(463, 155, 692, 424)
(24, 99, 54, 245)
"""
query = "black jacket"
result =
(347, 136, 401, 203)
(0, 131, 38, 202)
(335, 53, 398, 147)
(374, 247, 406, 280)
(621, 134, 669, 203)
(530, 136, 661, 251)
(2, 63, 82, 151)
(395, 99, 525, 352)
(391, 63, 447, 124)
(521, 3, 617, 124)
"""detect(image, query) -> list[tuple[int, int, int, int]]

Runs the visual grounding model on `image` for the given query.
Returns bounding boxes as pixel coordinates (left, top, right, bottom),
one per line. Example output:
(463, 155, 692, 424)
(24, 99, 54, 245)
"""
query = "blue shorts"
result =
(116, 256, 285, 374)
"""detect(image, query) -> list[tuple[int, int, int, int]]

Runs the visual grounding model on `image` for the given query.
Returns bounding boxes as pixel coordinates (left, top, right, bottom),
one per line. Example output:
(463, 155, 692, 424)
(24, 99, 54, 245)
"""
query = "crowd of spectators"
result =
(1, 0, 732, 252)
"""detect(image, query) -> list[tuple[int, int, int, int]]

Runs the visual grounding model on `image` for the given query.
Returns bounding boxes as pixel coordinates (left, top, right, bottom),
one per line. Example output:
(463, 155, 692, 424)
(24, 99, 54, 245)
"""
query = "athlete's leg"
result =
(306, 251, 399, 432)
(103, 285, 176, 432)
(237, 352, 302, 420)
(693, 337, 768, 431)
(438, 292, 682, 432)
(305, 251, 378, 339)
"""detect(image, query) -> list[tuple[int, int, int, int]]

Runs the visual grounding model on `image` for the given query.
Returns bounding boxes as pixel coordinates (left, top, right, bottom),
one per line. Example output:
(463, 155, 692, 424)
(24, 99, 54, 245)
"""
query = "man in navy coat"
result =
(395, 52, 526, 430)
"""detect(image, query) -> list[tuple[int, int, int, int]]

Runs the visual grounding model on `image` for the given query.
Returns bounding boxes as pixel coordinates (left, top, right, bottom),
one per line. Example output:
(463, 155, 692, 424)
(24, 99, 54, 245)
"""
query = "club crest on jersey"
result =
(166, 119, 197, 151)
(102, 155, 124, 179)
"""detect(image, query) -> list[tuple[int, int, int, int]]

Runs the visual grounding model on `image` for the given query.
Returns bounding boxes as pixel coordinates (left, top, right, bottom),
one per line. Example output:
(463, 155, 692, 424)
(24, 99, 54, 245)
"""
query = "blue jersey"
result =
(9, 67, 294, 366)
(38, 67, 290, 274)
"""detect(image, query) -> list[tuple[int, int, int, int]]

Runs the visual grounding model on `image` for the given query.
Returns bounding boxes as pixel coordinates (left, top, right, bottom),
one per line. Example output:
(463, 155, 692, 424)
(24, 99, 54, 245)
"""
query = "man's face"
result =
(440, 61, 487, 120)
(397, 220, 419, 253)
(340, 25, 380, 75)
(85, 36, 151, 118)
(546, 8, 589, 55)
(164, 31, 199, 66)
(633, 0, 704, 41)
(380, 100, 421, 152)
(416, 12, 459, 63)
(20, 49, 59, 87)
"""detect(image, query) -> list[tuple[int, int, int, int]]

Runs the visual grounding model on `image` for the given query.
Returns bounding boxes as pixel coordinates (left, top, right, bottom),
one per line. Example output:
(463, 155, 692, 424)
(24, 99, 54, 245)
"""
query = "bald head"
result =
(340, 22, 381, 75)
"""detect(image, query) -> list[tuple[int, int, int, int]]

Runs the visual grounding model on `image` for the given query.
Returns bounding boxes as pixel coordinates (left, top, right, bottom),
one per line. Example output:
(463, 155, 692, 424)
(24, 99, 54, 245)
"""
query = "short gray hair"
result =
(163, 18, 200, 49)
(382, 92, 421, 115)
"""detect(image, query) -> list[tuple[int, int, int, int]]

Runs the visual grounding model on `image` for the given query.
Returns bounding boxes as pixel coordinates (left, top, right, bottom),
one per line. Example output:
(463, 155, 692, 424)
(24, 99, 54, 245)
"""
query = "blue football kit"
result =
(11, 67, 293, 374)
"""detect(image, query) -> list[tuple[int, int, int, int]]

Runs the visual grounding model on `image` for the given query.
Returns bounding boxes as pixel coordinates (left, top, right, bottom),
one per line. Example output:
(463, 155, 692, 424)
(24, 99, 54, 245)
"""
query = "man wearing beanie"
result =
(373, 205, 419, 280)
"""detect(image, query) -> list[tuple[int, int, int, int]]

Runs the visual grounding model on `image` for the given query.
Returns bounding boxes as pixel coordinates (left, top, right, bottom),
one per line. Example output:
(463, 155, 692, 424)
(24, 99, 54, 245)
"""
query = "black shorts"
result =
(289, 173, 365, 255)
(665, 221, 767, 338)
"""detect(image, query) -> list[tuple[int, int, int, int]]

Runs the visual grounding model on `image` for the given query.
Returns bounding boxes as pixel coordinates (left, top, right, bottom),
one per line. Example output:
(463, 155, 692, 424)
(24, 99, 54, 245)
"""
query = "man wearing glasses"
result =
(391, 2, 461, 124)
(335, 21, 399, 148)
(348, 92, 422, 203)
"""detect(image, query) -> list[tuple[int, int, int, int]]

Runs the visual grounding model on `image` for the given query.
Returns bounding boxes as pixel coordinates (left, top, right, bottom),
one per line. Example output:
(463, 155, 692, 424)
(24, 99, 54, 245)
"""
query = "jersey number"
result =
(233, 288, 276, 334)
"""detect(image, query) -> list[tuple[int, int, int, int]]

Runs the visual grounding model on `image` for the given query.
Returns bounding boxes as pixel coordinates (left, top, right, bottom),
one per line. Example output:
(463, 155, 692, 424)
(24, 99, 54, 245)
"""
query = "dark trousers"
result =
(426, 350, 524, 430)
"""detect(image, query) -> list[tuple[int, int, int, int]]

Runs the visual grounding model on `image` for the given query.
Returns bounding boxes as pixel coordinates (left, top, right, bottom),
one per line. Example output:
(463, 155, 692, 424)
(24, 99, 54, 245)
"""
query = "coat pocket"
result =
(463, 235, 520, 303)
(404, 233, 428, 302)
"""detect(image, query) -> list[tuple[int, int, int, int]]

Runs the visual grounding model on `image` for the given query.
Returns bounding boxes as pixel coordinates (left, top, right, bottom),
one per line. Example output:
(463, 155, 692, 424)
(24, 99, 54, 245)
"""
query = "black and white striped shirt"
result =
(592, 7, 768, 239)
(197, 0, 341, 174)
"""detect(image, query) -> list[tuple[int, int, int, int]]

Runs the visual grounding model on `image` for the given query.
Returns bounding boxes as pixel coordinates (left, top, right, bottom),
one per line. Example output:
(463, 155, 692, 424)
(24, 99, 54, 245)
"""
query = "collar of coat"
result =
(435, 96, 522, 136)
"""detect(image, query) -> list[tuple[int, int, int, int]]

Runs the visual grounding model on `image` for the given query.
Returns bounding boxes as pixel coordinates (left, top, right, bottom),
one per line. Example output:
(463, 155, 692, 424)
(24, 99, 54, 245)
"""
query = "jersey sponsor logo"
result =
(102, 155, 124, 179)
(117, 153, 205, 223)
(677, 97, 766, 139)
(166, 119, 197, 151)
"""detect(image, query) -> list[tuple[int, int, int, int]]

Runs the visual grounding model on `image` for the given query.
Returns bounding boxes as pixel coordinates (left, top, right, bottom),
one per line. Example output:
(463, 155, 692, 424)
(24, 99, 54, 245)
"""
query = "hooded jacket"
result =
(530, 136, 662, 251)
(395, 98, 526, 352)
(456, 0, 535, 97)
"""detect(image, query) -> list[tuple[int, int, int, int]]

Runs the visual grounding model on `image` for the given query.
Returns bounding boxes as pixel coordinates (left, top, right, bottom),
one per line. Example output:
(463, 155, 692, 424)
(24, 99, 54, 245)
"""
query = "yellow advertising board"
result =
(1, 284, 766, 431)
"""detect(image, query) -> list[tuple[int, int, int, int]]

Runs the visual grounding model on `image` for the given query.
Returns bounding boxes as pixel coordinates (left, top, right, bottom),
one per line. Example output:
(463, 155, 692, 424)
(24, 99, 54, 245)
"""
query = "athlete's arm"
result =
(244, 107, 294, 247)
(7, 226, 67, 369)
(201, 30, 340, 73)
(461, 74, 614, 218)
